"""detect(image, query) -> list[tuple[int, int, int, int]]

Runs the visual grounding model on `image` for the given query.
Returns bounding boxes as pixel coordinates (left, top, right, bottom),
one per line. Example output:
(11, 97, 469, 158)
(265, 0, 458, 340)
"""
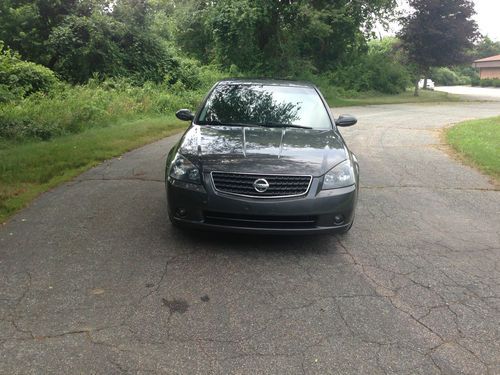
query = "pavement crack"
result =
(335, 236, 445, 343)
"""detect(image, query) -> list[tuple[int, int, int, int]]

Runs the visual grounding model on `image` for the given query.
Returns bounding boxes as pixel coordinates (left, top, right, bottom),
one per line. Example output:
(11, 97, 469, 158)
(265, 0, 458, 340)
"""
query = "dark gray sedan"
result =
(165, 79, 359, 234)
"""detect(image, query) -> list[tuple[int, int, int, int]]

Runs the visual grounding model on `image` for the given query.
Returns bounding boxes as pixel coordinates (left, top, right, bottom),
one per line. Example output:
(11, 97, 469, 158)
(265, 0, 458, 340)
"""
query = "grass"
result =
(324, 88, 466, 107)
(0, 116, 186, 222)
(446, 116, 500, 181)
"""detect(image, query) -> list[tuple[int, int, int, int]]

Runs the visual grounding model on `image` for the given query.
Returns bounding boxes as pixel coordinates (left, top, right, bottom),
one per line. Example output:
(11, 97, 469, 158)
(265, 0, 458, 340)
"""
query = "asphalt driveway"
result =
(435, 85, 500, 101)
(1, 102, 499, 374)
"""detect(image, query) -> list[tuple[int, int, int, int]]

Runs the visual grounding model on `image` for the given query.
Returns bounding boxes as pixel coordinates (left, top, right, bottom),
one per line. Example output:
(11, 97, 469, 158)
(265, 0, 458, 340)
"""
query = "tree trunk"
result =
(423, 76, 428, 90)
(414, 79, 419, 96)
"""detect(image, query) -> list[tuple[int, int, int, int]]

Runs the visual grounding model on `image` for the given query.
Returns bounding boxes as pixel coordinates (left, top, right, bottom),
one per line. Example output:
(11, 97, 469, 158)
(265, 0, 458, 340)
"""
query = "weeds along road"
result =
(1, 102, 500, 374)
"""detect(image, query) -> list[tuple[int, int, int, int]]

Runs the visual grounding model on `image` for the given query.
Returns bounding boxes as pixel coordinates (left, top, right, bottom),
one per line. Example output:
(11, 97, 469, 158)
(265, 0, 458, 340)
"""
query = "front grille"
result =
(204, 211, 317, 229)
(211, 172, 312, 198)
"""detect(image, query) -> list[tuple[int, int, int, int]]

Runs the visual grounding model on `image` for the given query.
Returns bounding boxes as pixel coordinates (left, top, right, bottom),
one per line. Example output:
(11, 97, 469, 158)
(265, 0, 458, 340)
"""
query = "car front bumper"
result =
(166, 175, 358, 235)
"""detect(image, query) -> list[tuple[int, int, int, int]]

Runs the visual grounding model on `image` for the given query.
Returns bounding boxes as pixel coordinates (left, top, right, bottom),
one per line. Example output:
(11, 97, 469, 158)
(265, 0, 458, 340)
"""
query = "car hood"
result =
(177, 125, 348, 176)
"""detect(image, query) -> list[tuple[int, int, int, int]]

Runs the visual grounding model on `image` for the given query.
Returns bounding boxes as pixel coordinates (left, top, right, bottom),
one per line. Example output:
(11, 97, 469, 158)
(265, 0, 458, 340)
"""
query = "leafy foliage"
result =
(47, 13, 180, 84)
(475, 79, 500, 88)
(472, 36, 500, 59)
(0, 0, 402, 88)
(0, 42, 58, 102)
(328, 38, 411, 94)
(0, 0, 101, 65)
(170, 0, 396, 75)
(430, 67, 471, 86)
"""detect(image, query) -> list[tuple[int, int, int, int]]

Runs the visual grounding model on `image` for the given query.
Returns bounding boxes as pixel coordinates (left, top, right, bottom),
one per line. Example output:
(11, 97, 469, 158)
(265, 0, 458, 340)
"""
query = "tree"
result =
(172, 0, 396, 75)
(398, 0, 478, 95)
(473, 36, 500, 60)
(47, 13, 178, 83)
(0, 0, 105, 65)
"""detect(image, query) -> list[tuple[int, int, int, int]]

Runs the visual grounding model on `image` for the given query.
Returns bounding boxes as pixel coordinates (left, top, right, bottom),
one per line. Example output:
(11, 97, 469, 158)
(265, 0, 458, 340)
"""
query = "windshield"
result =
(197, 84, 332, 129)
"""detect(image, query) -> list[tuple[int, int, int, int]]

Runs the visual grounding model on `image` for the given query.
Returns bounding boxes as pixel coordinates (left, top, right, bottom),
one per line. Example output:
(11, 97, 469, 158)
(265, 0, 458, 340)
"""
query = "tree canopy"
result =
(0, 0, 399, 82)
(0, 0, 494, 95)
(172, 0, 396, 75)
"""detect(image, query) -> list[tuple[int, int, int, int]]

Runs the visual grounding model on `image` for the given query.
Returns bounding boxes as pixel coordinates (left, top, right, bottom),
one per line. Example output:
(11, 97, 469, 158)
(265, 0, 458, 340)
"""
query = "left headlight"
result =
(322, 159, 355, 190)
(169, 154, 201, 184)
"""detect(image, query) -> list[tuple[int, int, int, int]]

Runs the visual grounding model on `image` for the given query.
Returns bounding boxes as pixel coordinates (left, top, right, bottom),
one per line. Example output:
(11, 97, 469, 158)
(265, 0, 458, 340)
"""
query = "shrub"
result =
(0, 42, 58, 102)
(430, 67, 471, 86)
(48, 15, 180, 85)
(478, 78, 500, 87)
(329, 53, 411, 94)
(470, 76, 480, 86)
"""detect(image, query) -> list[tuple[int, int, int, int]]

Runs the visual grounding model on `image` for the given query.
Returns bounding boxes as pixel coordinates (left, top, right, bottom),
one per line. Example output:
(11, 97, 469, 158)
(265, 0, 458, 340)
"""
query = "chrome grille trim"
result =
(210, 171, 313, 198)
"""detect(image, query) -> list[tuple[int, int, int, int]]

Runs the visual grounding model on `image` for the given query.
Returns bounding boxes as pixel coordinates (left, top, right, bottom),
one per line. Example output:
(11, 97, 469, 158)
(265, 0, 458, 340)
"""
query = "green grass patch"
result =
(323, 88, 466, 107)
(0, 116, 186, 222)
(446, 116, 500, 180)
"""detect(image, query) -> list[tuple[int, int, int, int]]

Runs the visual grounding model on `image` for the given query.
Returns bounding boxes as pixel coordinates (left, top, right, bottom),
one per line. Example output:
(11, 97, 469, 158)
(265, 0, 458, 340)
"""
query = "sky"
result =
(473, 0, 500, 41)
(378, 0, 500, 42)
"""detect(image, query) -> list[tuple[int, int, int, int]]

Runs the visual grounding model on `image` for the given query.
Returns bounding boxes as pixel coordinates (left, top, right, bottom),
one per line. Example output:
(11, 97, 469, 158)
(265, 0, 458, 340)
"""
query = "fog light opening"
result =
(175, 208, 187, 218)
(333, 215, 344, 225)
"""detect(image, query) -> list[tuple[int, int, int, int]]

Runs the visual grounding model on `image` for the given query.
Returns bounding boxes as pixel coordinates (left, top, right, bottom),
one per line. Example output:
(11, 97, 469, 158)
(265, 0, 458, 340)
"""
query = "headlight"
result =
(322, 160, 355, 190)
(169, 154, 201, 184)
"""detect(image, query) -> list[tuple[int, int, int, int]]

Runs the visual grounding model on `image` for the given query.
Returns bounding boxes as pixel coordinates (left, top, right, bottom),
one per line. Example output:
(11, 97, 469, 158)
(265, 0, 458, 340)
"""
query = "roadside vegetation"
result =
(446, 117, 500, 181)
(0, 118, 186, 222)
(473, 79, 500, 88)
(0, 116, 189, 222)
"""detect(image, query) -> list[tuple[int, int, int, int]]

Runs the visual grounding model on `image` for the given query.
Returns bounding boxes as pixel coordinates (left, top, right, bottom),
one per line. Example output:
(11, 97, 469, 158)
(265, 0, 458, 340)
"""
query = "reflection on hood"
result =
(178, 125, 347, 176)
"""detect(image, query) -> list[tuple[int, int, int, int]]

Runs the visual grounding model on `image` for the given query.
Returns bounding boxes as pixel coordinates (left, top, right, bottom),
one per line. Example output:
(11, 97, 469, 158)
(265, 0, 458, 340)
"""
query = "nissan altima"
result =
(165, 79, 359, 234)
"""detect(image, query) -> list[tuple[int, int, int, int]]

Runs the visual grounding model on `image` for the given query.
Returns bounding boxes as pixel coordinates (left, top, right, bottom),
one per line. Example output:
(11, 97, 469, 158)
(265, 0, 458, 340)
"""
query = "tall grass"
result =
(0, 66, 225, 142)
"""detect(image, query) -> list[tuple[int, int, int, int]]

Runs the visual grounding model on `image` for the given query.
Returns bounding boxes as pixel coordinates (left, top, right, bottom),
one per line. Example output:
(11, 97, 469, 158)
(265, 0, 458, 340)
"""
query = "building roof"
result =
(474, 54, 500, 63)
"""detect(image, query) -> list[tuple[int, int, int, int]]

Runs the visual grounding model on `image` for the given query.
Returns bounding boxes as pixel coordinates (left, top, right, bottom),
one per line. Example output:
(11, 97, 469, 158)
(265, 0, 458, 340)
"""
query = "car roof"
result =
(217, 78, 317, 88)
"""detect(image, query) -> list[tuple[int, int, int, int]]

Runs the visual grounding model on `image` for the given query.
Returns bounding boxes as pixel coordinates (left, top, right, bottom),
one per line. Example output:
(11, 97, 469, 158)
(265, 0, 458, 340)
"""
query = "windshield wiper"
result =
(201, 120, 312, 129)
(261, 122, 312, 129)
(201, 120, 255, 127)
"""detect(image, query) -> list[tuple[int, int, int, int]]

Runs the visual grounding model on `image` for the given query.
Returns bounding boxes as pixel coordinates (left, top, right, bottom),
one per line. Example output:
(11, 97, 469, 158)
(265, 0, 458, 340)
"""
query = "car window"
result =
(197, 84, 332, 129)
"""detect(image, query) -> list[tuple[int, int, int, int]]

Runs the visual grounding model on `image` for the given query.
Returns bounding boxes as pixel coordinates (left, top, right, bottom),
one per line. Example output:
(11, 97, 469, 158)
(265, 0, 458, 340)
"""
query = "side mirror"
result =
(176, 109, 195, 121)
(336, 115, 357, 127)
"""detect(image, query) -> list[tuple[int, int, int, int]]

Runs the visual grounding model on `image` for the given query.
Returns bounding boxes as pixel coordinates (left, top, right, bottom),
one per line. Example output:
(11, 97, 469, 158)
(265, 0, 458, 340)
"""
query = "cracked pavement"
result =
(1, 102, 499, 374)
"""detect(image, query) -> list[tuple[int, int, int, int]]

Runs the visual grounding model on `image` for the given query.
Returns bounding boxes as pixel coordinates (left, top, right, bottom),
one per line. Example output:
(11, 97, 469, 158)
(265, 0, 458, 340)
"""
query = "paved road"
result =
(1, 102, 500, 374)
(435, 85, 500, 101)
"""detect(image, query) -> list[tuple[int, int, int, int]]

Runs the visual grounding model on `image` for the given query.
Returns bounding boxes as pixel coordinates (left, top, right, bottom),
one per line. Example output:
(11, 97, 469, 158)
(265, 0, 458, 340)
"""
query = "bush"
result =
(430, 67, 471, 86)
(48, 14, 181, 85)
(470, 76, 481, 86)
(329, 53, 411, 94)
(478, 78, 500, 87)
(0, 42, 58, 102)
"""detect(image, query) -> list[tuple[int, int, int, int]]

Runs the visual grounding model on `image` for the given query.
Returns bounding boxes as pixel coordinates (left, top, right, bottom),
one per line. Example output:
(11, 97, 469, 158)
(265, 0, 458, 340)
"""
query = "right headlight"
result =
(169, 154, 201, 184)
(322, 159, 355, 190)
